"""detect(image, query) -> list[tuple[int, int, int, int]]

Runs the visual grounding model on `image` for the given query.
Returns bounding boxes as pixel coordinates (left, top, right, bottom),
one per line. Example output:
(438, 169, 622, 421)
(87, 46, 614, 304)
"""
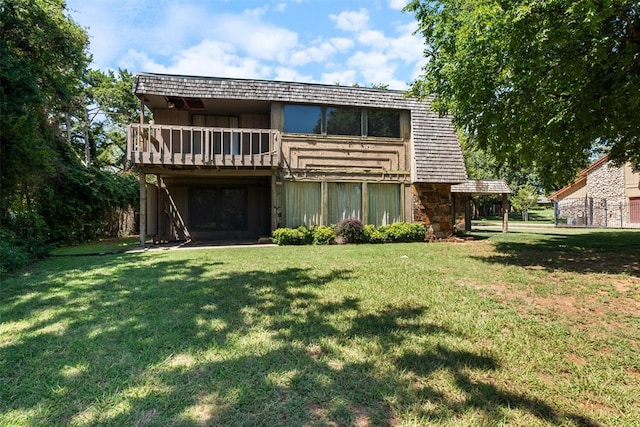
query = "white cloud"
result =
(387, 33, 424, 62)
(67, 0, 423, 89)
(213, 15, 299, 62)
(289, 43, 337, 66)
(329, 8, 369, 32)
(388, 0, 408, 11)
(357, 30, 389, 48)
(320, 70, 358, 86)
(274, 3, 287, 12)
(348, 51, 396, 86)
(243, 5, 269, 17)
(125, 40, 272, 80)
(330, 37, 354, 52)
(273, 67, 314, 83)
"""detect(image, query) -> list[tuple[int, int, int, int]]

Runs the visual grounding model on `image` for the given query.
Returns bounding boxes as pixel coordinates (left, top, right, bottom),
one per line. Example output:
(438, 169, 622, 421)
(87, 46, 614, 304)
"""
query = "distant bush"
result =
(335, 217, 364, 244)
(312, 225, 335, 245)
(271, 226, 313, 245)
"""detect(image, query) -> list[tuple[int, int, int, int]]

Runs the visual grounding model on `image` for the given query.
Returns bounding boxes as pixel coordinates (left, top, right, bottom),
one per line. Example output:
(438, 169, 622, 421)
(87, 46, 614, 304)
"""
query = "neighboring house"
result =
(127, 73, 467, 244)
(549, 155, 640, 228)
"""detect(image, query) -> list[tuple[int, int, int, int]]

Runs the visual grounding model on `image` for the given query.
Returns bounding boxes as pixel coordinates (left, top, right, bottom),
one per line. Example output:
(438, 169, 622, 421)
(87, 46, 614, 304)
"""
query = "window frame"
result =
(283, 104, 401, 138)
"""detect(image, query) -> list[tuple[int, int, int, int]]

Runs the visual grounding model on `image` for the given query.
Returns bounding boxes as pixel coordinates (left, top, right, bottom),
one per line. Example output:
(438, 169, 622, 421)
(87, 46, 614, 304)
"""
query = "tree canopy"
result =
(406, 0, 640, 190)
(0, 0, 139, 273)
(1, 0, 90, 205)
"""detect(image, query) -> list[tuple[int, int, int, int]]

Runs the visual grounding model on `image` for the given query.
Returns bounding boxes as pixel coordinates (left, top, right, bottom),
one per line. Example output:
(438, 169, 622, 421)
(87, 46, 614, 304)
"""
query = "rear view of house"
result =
(127, 73, 467, 244)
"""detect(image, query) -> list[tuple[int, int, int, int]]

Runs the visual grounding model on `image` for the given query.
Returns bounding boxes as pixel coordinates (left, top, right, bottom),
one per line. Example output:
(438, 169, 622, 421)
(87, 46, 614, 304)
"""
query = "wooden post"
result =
(502, 193, 509, 233)
(271, 174, 277, 232)
(139, 170, 146, 246)
(465, 196, 472, 231)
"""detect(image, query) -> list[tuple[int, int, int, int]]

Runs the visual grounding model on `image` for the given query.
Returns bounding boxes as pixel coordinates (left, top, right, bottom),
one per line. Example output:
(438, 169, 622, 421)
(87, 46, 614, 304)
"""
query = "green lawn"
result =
(2, 230, 639, 426)
(476, 207, 556, 223)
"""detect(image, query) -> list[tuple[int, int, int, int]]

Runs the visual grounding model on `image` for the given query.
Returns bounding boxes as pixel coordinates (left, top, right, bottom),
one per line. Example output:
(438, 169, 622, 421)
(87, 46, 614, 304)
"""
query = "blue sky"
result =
(66, 0, 426, 89)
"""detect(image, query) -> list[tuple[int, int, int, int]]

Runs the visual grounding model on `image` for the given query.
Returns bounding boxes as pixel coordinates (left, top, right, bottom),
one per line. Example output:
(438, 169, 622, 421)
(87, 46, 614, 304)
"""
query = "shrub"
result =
(363, 224, 387, 243)
(312, 225, 335, 245)
(0, 211, 51, 275)
(271, 226, 313, 245)
(383, 222, 427, 243)
(335, 217, 364, 244)
(0, 242, 30, 276)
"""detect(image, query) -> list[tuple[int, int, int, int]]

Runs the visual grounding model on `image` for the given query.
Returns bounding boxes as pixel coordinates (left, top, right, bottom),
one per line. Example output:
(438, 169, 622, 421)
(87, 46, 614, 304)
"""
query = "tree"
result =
(58, 68, 142, 169)
(406, 1, 640, 191)
(510, 184, 538, 221)
(1, 0, 90, 209)
(0, 1, 139, 272)
(84, 68, 141, 169)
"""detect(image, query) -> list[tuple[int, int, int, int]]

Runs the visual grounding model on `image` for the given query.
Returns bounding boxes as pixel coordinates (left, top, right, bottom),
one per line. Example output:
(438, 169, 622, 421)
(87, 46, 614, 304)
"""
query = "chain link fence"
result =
(554, 197, 640, 228)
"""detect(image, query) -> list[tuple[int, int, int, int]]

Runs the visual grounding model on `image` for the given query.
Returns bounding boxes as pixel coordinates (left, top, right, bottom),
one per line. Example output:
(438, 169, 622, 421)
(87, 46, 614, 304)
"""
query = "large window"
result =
(190, 188, 217, 229)
(284, 182, 322, 227)
(190, 187, 247, 230)
(283, 181, 402, 227)
(283, 105, 322, 134)
(367, 110, 401, 138)
(283, 104, 401, 138)
(326, 107, 361, 136)
(368, 184, 401, 226)
(328, 183, 362, 224)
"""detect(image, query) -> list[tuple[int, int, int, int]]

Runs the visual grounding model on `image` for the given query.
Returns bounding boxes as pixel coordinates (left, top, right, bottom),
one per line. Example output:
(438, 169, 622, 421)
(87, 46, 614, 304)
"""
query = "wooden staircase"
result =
(159, 179, 191, 242)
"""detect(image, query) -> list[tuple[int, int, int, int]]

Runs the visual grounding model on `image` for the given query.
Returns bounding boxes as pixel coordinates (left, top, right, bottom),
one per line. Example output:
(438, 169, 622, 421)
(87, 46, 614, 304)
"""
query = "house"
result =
(127, 73, 468, 244)
(549, 155, 640, 228)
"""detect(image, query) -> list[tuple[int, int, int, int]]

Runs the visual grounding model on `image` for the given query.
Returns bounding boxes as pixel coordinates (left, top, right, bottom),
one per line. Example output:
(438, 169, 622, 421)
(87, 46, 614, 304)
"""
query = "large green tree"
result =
(0, 1, 139, 272)
(406, 0, 640, 190)
(74, 68, 141, 169)
(0, 0, 90, 208)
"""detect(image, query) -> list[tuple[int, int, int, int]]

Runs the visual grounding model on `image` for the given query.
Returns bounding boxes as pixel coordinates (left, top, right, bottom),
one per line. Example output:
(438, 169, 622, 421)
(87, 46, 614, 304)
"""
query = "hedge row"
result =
(271, 218, 427, 245)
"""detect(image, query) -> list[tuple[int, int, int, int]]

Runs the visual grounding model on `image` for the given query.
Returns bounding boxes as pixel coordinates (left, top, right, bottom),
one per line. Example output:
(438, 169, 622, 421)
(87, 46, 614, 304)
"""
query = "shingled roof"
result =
(134, 73, 467, 184)
(451, 180, 511, 194)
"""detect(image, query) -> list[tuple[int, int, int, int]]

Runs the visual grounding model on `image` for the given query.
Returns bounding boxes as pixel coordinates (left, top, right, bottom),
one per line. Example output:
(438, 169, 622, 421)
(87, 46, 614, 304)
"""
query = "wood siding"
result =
(281, 135, 409, 182)
(133, 73, 467, 184)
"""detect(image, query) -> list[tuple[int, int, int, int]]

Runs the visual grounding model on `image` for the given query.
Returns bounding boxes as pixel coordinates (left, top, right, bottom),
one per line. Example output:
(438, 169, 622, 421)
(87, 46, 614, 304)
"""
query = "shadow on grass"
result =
(475, 230, 640, 277)
(0, 252, 601, 426)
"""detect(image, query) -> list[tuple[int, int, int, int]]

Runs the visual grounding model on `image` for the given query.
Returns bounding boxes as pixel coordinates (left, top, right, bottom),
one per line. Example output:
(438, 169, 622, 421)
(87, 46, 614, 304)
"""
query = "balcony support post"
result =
(139, 170, 147, 246)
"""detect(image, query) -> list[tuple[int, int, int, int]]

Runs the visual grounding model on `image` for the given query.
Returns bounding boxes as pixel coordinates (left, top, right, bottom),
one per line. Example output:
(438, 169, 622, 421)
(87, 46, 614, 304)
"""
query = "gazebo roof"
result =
(451, 180, 511, 195)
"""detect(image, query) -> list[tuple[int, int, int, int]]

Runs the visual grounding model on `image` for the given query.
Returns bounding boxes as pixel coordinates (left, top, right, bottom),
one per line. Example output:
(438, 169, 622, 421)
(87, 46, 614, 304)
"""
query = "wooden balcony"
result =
(127, 124, 280, 168)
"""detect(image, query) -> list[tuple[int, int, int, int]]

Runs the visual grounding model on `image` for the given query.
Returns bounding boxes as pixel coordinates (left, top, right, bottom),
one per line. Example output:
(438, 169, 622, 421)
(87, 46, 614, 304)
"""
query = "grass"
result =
(476, 207, 555, 223)
(1, 230, 639, 426)
(50, 237, 140, 256)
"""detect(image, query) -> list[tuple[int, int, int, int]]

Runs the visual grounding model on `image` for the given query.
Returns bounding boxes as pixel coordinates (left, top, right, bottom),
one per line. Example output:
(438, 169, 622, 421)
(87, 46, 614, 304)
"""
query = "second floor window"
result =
(284, 104, 401, 138)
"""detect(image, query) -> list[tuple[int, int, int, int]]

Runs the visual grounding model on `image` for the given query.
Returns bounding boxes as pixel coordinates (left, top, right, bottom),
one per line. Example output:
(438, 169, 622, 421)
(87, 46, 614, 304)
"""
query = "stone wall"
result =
(586, 162, 625, 227)
(412, 183, 453, 237)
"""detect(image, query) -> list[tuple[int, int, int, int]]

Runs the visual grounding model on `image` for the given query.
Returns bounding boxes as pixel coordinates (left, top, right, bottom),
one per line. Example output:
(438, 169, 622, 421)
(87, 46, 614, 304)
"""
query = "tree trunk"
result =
(84, 107, 90, 166)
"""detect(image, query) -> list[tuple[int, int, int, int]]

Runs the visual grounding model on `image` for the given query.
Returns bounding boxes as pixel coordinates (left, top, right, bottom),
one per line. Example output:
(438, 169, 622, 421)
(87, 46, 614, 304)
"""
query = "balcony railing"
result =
(127, 124, 280, 167)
